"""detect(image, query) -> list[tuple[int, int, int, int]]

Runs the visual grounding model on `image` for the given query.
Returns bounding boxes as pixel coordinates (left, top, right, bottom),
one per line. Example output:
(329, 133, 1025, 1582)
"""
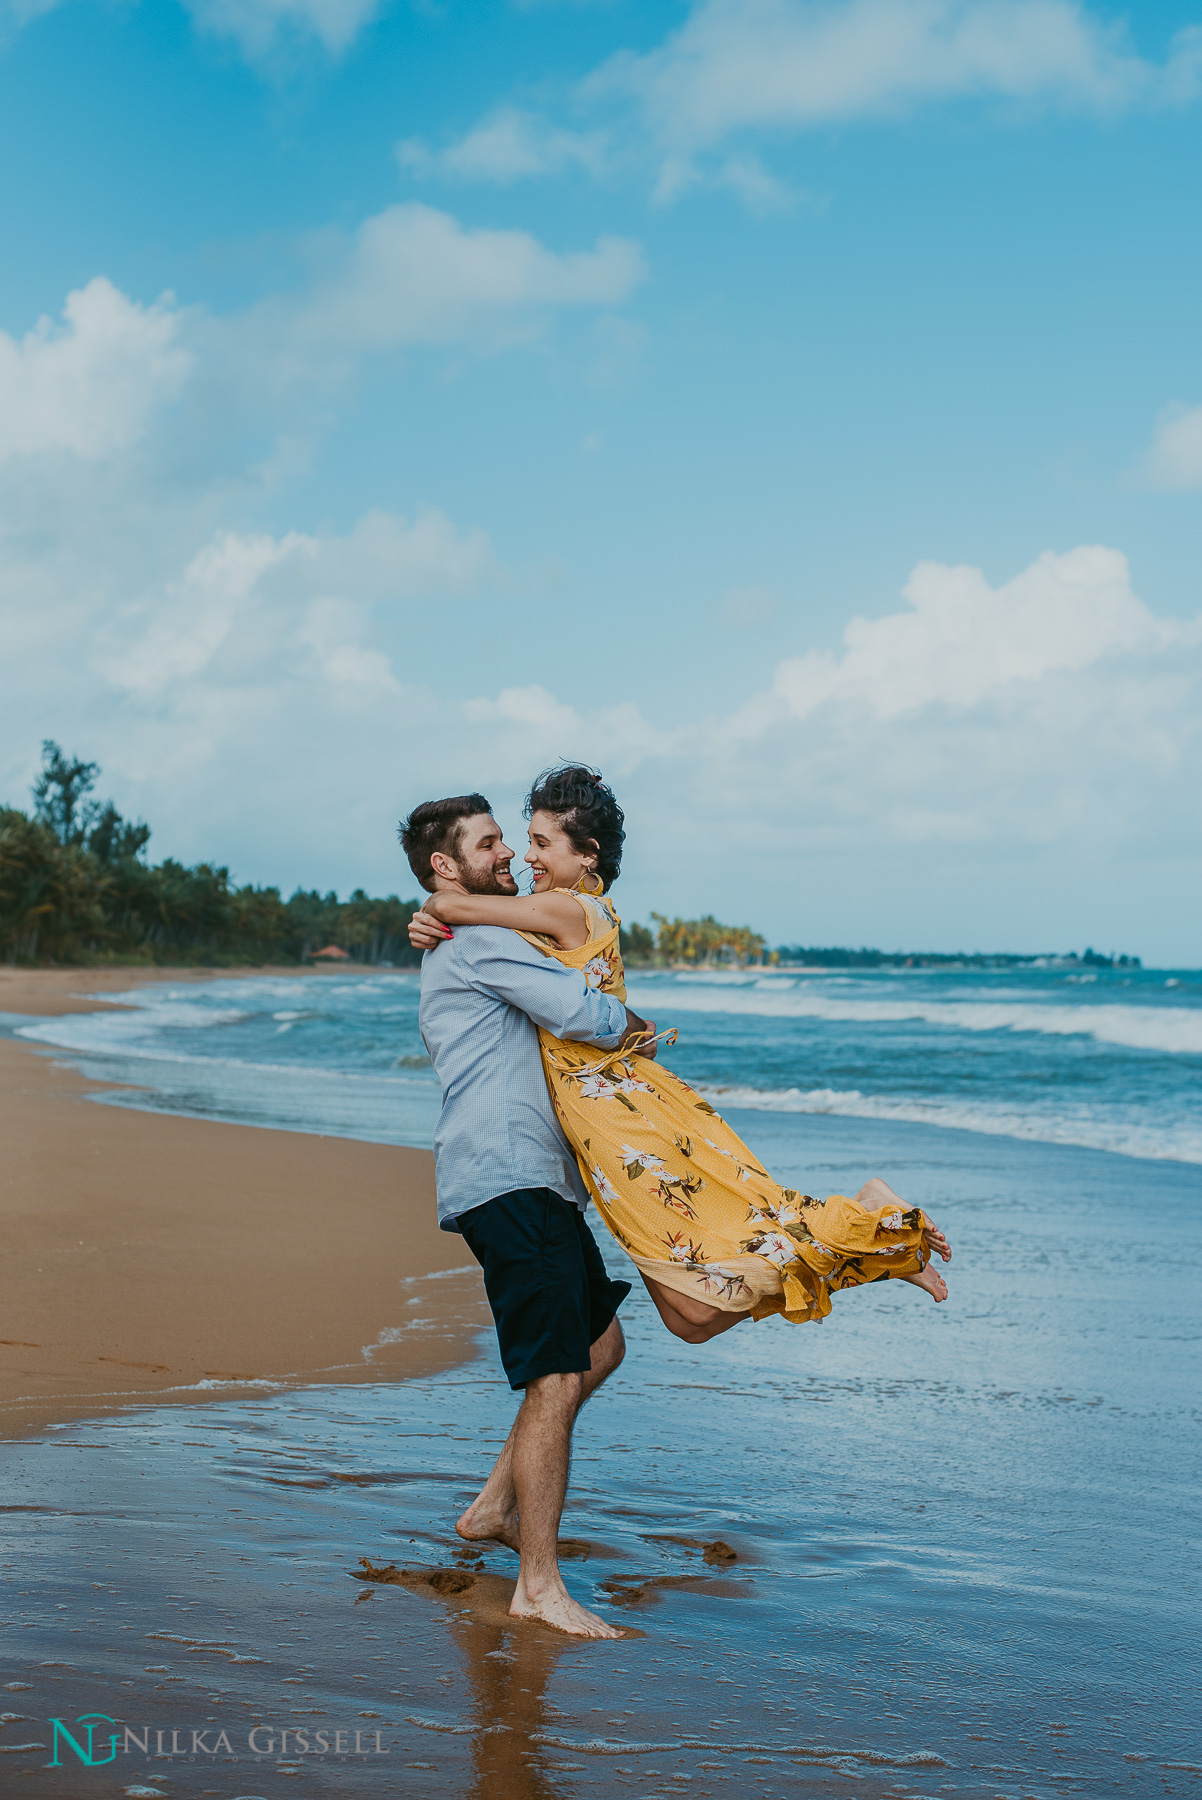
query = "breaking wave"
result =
(627, 982, 1202, 1056)
(697, 1082, 1202, 1164)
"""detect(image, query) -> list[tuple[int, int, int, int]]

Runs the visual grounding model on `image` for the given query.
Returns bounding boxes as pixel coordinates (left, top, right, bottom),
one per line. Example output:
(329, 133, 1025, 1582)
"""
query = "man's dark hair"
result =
(399, 793, 492, 892)
(524, 765, 625, 889)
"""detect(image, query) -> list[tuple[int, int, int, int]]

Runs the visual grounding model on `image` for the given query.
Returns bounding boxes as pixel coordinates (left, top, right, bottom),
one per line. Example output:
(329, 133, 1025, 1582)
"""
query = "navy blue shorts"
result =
(455, 1188, 631, 1390)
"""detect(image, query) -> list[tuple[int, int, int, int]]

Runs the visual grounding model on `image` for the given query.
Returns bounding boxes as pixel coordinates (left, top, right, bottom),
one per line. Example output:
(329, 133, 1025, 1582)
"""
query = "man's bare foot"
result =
(455, 1501, 520, 1554)
(509, 1576, 623, 1639)
(901, 1263, 949, 1301)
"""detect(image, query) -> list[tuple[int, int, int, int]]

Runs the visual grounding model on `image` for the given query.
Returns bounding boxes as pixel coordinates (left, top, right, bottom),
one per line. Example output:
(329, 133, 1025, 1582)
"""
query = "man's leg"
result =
(456, 1317, 624, 1550)
(505, 1369, 622, 1638)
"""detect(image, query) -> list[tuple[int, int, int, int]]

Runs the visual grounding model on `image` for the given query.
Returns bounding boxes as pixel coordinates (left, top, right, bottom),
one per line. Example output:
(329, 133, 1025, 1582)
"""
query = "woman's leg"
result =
(853, 1176, 952, 1263)
(850, 1176, 952, 1301)
(640, 1274, 750, 1344)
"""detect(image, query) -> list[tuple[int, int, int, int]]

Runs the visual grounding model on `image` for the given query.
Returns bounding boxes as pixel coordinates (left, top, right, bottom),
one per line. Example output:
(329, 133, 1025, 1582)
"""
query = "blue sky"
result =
(1, 0, 1200, 960)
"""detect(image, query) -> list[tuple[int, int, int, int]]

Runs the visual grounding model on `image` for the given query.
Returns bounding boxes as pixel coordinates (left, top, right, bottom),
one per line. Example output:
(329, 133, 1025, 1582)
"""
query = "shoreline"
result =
(0, 969, 485, 1442)
(0, 960, 386, 1018)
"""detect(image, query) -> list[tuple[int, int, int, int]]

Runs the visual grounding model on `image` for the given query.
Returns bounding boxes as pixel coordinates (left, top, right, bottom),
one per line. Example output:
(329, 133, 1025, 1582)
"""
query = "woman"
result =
(408, 766, 950, 1343)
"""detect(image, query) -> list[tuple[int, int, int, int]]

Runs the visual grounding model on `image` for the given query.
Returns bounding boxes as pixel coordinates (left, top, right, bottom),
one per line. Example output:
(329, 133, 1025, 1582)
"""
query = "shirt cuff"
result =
(594, 998, 627, 1048)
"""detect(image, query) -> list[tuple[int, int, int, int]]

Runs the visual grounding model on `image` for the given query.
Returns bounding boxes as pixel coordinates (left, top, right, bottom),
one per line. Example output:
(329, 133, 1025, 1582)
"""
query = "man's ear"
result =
(429, 851, 457, 883)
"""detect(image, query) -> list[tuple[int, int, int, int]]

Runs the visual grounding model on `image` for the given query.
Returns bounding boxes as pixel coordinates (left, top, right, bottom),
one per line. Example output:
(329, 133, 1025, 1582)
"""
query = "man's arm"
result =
(462, 930, 653, 1052)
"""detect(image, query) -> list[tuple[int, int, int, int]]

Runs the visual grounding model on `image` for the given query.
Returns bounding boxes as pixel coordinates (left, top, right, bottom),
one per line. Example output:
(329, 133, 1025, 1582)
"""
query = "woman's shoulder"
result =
(569, 890, 618, 937)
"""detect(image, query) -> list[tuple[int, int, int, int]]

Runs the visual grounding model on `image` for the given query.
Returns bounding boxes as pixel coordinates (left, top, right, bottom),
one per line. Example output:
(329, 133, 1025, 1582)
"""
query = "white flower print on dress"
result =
(590, 1165, 621, 1207)
(621, 1144, 667, 1179)
(581, 952, 613, 990)
(740, 1224, 802, 1268)
(576, 1069, 653, 1102)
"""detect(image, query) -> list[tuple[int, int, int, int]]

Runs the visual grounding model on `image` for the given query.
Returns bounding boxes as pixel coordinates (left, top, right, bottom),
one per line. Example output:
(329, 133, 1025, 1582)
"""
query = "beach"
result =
(0, 969, 486, 1441)
(1, 965, 1198, 1797)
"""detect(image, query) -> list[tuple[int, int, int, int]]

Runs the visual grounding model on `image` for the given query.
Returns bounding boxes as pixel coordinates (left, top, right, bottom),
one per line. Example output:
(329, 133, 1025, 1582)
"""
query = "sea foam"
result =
(626, 984, 1202, 1056)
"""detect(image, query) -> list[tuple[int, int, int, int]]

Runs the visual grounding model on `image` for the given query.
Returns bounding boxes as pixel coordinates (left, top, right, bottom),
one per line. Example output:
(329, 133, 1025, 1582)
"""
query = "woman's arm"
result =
(422, 888, 590, 949)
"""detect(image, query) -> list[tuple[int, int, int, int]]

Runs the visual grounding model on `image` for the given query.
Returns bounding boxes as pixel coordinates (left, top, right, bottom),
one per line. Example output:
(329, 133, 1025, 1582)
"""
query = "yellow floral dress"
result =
(522, 890, 931, 1324)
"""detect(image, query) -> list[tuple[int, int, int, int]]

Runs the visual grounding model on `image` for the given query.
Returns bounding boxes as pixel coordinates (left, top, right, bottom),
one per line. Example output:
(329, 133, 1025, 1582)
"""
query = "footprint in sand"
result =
(646, 1534, 739, 1565)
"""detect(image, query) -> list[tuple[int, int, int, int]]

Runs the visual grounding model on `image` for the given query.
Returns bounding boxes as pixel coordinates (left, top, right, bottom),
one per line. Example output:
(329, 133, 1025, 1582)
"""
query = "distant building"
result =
(309, 944, 350, 962)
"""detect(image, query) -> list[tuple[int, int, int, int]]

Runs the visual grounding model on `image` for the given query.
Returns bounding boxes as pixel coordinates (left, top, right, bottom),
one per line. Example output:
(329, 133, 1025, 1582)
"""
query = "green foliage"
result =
(642, 913, 769, 967)
(31, 740, 101, 846)
(1, 744, 423, 968)
(776, 945, 1141, 969)
(618, 920, 656, 964)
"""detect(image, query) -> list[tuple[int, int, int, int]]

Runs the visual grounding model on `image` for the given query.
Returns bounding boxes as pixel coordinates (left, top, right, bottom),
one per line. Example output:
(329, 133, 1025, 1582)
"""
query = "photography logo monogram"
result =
(46, 1716, 388, 1767)
(46, 1716, 119, 1767)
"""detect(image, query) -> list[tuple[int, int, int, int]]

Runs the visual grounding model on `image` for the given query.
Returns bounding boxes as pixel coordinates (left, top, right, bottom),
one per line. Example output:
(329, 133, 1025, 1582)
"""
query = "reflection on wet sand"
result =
(355, 1553, 645, 1799)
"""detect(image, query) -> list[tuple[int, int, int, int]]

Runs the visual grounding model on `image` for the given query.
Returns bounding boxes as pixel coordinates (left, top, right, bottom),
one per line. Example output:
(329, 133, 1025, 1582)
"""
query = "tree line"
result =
(0, 744, 422, 967)
(6, 745, 1132, 972)
(774, 945, 1141, 969)
(619, 914, 770, 966)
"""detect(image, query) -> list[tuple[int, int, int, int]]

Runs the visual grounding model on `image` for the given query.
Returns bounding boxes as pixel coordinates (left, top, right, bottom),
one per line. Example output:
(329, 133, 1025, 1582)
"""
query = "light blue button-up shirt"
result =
(419, 924, 628, 1229)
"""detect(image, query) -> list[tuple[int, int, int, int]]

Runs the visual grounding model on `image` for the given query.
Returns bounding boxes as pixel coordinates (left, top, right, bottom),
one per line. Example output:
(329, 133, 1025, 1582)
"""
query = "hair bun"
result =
(524, 764, 625, 888)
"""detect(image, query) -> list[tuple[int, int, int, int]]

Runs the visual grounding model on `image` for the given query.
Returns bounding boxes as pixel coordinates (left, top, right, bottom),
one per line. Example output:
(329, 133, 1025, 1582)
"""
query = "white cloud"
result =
(1140, 403, 1202, 491)
(443, 547, 1201, 883)
(711, 151, 799, 211)
(0, 278, 190, 461)
(764, 545, 1167, 720)
(0, 204, 644, 469)
(592, 0, 1202, 149)
(3, 504, 1199, 953)
(182, 0, 381, 58)
(392, 3, 1202, 210)
(96, 509, 497, 700)
(0, 0, 385, 64)
(687, 547, 1202, 879)
(0, 0, 59, 35)
(254, 202, 645, 365)
(398, 109, 610, 185)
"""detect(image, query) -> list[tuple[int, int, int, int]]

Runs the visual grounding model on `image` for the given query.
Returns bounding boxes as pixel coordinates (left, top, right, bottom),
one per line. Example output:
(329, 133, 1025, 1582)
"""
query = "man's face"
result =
(445, 814, 518, 895)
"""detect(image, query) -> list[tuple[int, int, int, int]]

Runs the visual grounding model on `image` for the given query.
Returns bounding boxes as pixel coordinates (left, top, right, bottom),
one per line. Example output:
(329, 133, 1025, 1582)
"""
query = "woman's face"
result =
(526, 810, 596, 892)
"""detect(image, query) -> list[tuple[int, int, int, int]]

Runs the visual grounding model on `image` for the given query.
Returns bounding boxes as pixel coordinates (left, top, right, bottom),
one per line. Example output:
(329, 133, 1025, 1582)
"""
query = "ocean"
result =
(7, 959, 1201, 1165)
(1, 961, 1199, 1798)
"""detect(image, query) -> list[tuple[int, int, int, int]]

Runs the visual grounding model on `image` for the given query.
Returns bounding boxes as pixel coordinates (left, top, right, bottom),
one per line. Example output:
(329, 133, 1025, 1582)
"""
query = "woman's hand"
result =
(408, 908, 451, 952)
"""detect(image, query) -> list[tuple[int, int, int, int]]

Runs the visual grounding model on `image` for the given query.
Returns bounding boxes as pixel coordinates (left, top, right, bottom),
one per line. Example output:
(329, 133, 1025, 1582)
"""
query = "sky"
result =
(1, 0, 1200, 963)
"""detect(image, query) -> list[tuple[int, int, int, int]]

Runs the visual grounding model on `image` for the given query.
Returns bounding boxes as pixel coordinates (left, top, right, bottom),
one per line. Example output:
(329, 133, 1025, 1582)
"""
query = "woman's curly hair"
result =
(524, 764, 625, 890)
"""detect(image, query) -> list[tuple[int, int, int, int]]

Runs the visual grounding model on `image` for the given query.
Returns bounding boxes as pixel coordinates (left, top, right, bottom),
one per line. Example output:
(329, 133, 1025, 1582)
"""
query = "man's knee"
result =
(523, 1370, 584, 1412)
(590, 1318, 625, 1378)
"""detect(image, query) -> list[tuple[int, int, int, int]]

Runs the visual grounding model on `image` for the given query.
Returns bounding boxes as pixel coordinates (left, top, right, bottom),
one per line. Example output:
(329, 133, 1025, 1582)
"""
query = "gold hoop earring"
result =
(575, 869, 604, 896)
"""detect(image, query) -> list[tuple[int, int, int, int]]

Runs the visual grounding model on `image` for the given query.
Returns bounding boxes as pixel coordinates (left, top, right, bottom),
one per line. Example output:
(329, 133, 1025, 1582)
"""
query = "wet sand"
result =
(0, 976, 487, 1439)
(0, 962, 318, 1018)
(1, 1113, 1196, 1798)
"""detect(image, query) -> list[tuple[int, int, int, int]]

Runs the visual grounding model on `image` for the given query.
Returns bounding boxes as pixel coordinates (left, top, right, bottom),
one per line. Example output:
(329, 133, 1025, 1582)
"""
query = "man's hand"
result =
(408, 908, 451, 952)
(618, 1006, 658, 1059)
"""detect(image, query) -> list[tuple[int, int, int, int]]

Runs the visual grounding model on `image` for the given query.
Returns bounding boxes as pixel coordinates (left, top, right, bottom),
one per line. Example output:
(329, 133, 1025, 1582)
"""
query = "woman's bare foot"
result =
(510, 1574, 624, 1639)
(455, 1501, 521, 1554)
(922, 1218, 952, 1262)
(901, 1263, 949, 1301)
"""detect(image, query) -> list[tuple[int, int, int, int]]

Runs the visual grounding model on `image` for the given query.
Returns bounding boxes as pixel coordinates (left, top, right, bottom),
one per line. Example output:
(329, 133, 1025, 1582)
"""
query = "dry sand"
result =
(0, 968, 488, 1440)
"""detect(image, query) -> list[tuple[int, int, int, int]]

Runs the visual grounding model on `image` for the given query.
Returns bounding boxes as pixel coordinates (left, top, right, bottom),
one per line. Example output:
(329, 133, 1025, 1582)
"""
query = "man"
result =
(398, 793, 655, 1640)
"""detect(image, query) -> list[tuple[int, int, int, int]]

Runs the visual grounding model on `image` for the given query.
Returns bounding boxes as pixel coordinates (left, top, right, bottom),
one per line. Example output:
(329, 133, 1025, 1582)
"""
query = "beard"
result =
(459, 859, 518, 896)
